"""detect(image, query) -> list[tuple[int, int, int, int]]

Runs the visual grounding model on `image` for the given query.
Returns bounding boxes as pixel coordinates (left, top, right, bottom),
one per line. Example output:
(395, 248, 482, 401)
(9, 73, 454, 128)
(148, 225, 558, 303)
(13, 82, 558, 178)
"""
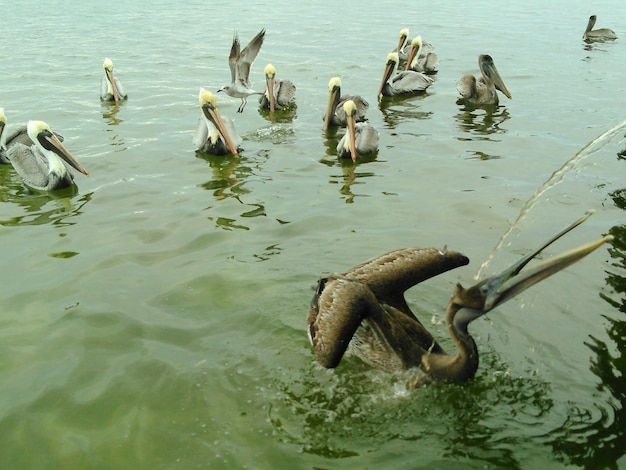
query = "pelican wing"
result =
(392, 71, 433, 94)
(114, 78, 127, 99)
(334, 95, 369, 125)
(192, 117, 209, 150)
(7, 143, 53, 189)
(457, 75, 477, 100)
(354, 123, 379, 154)
(275, 79, 296, 108)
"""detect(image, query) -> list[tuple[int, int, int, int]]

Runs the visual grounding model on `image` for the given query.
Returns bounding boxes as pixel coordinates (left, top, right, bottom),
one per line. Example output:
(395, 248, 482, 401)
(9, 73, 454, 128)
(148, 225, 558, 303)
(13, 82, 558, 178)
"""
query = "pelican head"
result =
(103, 57, 120, 102)
(323, 77, 342, 131)
(479, 54, 512, 100)
(198, 88, 238, 156)
(396, 28, 409, 53)
(378, 52, 399, 98)
(405, 36, 423, 70)
(27, 120, 89, 176)
(264, 63, 277, 112)
(0, 108, 6, 150)
(342, 100, 358, 162)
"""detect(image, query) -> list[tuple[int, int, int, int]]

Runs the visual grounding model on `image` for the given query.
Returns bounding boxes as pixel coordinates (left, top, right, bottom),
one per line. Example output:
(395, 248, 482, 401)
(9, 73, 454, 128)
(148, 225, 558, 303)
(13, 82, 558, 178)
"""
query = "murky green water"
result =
(1, 0, 625, 468)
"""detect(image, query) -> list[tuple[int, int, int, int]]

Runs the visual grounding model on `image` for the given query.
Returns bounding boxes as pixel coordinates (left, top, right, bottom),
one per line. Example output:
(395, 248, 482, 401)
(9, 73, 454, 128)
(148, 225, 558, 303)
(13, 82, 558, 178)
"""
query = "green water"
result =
(1, 0, 625, 468)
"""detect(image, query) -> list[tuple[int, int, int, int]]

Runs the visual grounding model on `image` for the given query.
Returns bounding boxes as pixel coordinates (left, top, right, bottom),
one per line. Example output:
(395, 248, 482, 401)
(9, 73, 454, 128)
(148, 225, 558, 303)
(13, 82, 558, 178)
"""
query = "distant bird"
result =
(457, 54, 511, 106)
(307, 212, 611, 386)
(378, 52, 433, 98)
(337, 100, 378, 162)
(323, 77, 369, 130)
(0, 109, 65, 164)
(405, 36, 439, 74)
(258, 63, 296, 112)
(582, 15, 618, 42)
(6, 120, 88, 191)
(218, 29, 266, 113)
(193, 88, 242, 156)
(100, 58, 127, 103)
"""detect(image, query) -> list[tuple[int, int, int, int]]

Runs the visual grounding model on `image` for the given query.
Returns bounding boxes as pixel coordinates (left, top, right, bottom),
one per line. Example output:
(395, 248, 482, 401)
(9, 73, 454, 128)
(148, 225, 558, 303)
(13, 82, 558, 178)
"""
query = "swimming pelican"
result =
(405, 36, 439, 74)
(582, 15, 618, 42)
(394, 28, 411, 62)
(337, 100, 378, 162)
(307, 212, 611, 386)
(323, 77, 369, 131)
(457, 54, 511, 106)
(258, 63, 296, 112)
(378, 52, 433, 98)
(6, 120, 89, 191)
(218, 28, 266, 113)
(100, 58, 127, 103)
(193, 88, 242, 156)
(1, 109, 66, 164)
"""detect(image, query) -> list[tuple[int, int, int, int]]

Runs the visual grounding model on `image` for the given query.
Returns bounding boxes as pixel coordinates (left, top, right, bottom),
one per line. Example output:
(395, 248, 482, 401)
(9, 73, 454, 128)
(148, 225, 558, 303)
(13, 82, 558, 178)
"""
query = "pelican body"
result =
(307, 213, 611, 386)
(405, 36, 439, 74)
(218, 29, 266, 113)
(258, 63, 296, 112)
(6, 120, 88, 191)
(457, 54, 511, 106)
(378, 52, 433, 99)
(323, 77, 369, 131)
(194, 88, 242, 156)
(582, 15, 618, 42)
(100, 58, 127, 102)
(337, 100, 378, 162)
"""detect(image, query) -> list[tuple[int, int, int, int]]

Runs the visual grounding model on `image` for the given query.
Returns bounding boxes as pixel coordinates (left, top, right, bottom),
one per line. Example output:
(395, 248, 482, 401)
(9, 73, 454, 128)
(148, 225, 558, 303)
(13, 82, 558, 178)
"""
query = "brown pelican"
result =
(6, 120, 89, 191)
(100, 58, 127, 103)
(258, 63, 296, 112)
(307, 213, 611, 386)
(1, 109, 66, 164)
(378, 52, 433, 98)
(323, 77, 369, 131)
(405, 36, 439, 74)
(218, 29, 266, 113)
(337, 100, 378, 162)
(457, 54, 511, 106)
(582, 15, 618, 42)
(394, 28, 411, 62)
(193, 88, 242, 156)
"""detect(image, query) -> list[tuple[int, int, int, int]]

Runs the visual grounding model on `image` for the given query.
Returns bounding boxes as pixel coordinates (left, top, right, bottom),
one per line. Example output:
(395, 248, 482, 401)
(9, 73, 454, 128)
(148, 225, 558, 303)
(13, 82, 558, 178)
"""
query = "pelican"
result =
(1, 109, 66, 164)
(258, 63, 296, 112)
(457, 54, 511, 106)
(307, 212, 611, 386)
(405, 36, 439, 74)
(193, 88, 242, 156)
(378, 52, 433, 98)
(394, 28, 411, 62)
(337, 100, 378, 162)
(218, 28, 266, 113)
(100, 57, 127, 103)
(6, 120, 88, 191)
(323, 77, 369, 131)
(582, 15, 618, 42)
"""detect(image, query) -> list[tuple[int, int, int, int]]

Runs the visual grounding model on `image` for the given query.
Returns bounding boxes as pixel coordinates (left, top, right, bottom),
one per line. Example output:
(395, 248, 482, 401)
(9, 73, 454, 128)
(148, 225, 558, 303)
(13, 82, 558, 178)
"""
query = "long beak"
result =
(106, 69, 120, 103)
(405, 47, 417, 71)
(202, 103, 238, 156)
(395, 34, 407, 55)
(346, 113, 358, 162)
(480, 211, 610, 312)
(42, 132, 89, 176)
(323, 86, 341, 131)
(378, 60, 396, 98)
(483, 60, 512, 99)
(0, 121, 6, 150)
(266, 75, 276, 113)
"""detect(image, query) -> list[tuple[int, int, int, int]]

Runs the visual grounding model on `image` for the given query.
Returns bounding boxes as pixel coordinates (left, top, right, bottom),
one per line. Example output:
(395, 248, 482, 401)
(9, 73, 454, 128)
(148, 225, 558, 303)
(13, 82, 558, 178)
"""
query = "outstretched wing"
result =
(228, 33, 241, 84)
(236, 28, 265, 87)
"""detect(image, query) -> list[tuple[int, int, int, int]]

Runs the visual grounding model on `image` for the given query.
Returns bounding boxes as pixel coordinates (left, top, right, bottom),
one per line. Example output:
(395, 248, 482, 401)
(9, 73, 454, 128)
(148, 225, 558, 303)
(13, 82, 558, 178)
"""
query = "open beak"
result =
(482, 58, 512, 99)
(266, 75, 276, 113)
(106, 69, 120, 103)
(202, 103, 238, 156)
(323, 85, 341, 131)
(40, 131, 89, 176)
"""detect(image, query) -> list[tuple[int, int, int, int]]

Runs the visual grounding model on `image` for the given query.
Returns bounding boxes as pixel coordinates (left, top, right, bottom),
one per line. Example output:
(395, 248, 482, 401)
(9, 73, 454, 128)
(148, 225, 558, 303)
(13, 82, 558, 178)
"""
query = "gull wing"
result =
(235, 28, 265, 87)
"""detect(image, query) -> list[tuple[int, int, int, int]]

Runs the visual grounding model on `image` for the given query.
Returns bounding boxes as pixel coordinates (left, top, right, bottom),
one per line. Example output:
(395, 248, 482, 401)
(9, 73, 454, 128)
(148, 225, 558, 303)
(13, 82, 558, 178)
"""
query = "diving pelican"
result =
(457, 54, 511, 106)
(378, 52, 433, 98)
(100, 58, 127, 103)
(323, 77, 369, 131)
(258, 63, 296, 112)
(405, 36, 439, 74)
(193, 88, 242, 156)
(307, 212, 611, 386)
(218, 28, 266, 113)
(6, 120, 89, 191)
(582, 15, 618, 42)
(336, 100, 378, 162)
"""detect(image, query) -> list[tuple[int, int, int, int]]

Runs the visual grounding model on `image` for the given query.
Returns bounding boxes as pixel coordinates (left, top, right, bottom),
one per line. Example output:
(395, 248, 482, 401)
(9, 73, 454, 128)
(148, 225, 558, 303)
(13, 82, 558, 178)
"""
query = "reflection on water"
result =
(101, 102, 124, 126)
(455, 104, 510, 141)
(257, 106, 298, 124)
(378, 96, 433, 130)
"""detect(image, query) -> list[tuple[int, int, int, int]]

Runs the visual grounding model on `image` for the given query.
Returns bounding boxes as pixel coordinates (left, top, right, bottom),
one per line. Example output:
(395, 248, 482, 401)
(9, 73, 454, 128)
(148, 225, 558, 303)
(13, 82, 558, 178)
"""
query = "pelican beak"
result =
(106, 68, 120, 103)
(483, 59, 512, 99)
(40, 130, 89, 176)
(476, 212, 610, 313)
(323, 84, 341, 131)
(0, 120, 6, 150)
(396, 32, 408, 55)
(378, 59, 396, 99)
(266, 74, 276, 113)
(202, 103, 238, 156)
(346, 112, 358, 162)
(405, 47, 417, 71)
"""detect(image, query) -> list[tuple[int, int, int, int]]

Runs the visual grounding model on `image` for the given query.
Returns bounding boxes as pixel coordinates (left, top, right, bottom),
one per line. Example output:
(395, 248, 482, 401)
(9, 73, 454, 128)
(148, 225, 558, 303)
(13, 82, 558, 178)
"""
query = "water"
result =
(1, 0, 625, 468)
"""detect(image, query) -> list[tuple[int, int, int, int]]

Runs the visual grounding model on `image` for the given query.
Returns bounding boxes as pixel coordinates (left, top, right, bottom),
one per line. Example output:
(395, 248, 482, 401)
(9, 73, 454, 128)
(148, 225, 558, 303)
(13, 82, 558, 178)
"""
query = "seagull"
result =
(218, 29, 266, 113)
(100, 58, 127, 102)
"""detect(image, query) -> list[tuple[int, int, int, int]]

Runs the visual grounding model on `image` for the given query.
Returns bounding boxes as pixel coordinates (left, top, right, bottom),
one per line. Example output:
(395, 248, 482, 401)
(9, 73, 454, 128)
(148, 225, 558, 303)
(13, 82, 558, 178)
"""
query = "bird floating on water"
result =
(378, 52, 433, 98)
(457, 54, 511, 106)
(323, 77, 369, 131)
(307, 212, 611, 387)
(258, 63, 296, 112)
(193, 88, 242, 156)
(582, 15, 618, 42)
(218, 29, 266, 113)
(394, 28, 411, 62)
(336, 100, 378, 162)
(100, 58, 127, 103)
(405, 36, 439, 74)
(1, 109, 65, 165)
(5, 120, 88, 191)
